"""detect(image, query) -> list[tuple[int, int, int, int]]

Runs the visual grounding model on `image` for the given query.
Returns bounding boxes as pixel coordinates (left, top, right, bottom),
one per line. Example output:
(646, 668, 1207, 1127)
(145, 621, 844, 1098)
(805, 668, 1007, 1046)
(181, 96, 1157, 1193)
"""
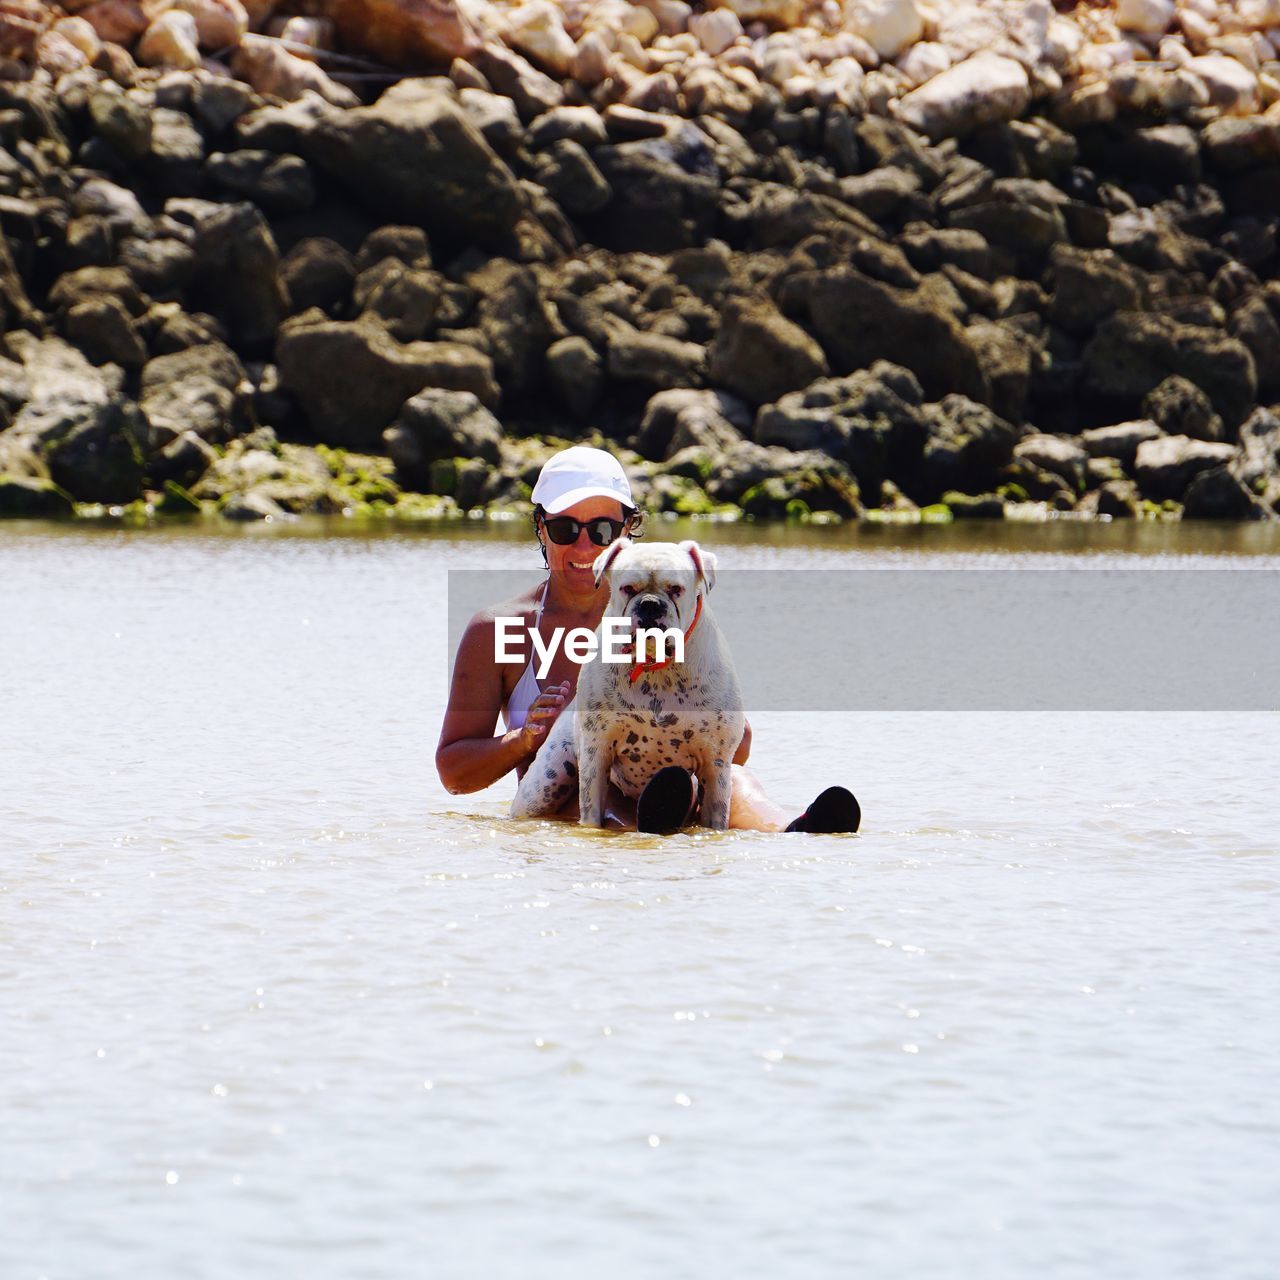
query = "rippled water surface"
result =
(2, 519, 1278, 1280)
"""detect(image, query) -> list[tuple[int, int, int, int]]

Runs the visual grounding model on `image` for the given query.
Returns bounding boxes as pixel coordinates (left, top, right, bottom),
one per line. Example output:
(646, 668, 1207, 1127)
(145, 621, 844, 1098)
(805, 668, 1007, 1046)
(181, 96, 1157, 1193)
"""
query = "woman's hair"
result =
(532, 503, 645, 566)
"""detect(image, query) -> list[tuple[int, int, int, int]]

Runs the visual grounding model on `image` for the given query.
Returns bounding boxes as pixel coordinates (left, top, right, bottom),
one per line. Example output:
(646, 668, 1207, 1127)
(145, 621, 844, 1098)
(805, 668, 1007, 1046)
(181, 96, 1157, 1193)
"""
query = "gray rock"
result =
(604, 319, 705, 391)
(357, 263, 441, 342)
(221, 489, 289, 521)
(207, 150, 316, 213)
(1013, 432, 1088, 493)
(148, 428, 219, 488)
(965, 321, 1034, 425)
(527, 105, 609, 150)
(302, 80, 524, 244)
(48, 265, 147, 318)
(546, 336, 602, 418)
(1228, 295, 1280, 398)
(384, 388, 504, 488)
(187, 203, 288, 349)
(470, 260, 553, 395)
(192, 77, 256, 134)
(151, 309, 228, 355)
(1234, 407, 1280, 492)
(275, 312, 499, 448)
(1095, 478, 1140, 518)
(633, 388, 747, 461)
(116, 236, 199, 302)
(594, 136, 719, 253)
(800, 266, 989, 405)
(754, 362, 927, 503)
(1048, 244, 1145, 335)
(1133, 434, 1236, 501)
(88, 87, 151, 161)
(64, 297, 147, 368)
(1141, 375, 1223, 442)
(535, 139, 612, 216)
(234, 92, 335, 152)
(837, 167, 920, 222)
(899, 224, 994, 279)
(1182, 464, 1266, 520)
(146, 107, 205, 174)
(1080, 419, 1164, 467)
(1081, 312, 1257, 431)
(918, 394, 1025, 504)
(0, 474, 74, 518)
(140, 342, 249, 447)
(71, 177, 147, 234)
(707, 297, 827, 407)
(281, 237, 355, 315)
(2, 336, 146, 504)
(355, 226, 432, 272)
(948, 199, 1066, 274)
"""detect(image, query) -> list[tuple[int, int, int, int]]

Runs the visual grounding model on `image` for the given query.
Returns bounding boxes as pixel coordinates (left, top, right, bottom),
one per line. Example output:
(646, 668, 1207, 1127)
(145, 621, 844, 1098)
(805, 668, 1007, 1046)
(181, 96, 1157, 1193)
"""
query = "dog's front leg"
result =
(697, 756, 734, 831)
(577, 736, 611, 828)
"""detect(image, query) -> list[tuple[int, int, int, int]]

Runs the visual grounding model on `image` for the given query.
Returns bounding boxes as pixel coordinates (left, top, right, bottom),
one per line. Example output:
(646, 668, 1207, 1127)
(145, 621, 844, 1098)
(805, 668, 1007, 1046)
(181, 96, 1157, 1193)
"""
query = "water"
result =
(2, 518, 1278, 1280)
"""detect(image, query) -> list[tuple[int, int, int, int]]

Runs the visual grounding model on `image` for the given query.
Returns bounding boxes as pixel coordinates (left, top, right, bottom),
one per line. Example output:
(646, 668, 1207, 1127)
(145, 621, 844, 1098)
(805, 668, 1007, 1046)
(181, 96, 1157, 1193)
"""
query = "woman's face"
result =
(539, 497, 632, 590)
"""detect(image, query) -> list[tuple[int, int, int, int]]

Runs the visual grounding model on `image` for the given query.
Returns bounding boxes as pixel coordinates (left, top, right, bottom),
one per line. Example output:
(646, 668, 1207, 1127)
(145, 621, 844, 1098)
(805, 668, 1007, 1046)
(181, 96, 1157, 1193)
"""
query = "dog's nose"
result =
(634, 596, 667, 627)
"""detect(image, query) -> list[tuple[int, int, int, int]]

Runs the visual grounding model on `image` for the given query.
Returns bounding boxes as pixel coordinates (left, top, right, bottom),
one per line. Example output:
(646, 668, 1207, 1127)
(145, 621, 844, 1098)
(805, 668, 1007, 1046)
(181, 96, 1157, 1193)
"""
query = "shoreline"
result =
(0, 1, 1278, 524)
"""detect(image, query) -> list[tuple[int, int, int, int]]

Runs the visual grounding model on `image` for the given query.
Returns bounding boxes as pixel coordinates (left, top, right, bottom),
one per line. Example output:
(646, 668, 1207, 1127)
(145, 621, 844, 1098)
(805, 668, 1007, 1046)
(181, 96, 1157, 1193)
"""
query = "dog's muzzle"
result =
(632, 595, 669, 628)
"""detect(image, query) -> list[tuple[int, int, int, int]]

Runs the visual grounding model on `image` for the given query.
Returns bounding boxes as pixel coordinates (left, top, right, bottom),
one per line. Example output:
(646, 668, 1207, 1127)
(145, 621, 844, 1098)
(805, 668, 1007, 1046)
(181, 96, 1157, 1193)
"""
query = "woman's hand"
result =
(517, 681, 571, 759)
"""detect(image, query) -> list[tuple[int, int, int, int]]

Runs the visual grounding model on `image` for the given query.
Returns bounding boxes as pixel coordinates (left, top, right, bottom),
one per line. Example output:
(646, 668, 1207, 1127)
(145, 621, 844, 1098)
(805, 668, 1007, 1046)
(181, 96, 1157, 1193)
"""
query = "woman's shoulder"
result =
(461, 582, 543, 641)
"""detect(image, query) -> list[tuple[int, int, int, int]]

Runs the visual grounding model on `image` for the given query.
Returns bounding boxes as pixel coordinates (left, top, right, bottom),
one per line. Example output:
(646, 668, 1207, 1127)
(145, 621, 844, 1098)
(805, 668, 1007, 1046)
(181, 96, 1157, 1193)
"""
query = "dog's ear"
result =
(592, 536, 631, 588)
(679, 540, 717, 592)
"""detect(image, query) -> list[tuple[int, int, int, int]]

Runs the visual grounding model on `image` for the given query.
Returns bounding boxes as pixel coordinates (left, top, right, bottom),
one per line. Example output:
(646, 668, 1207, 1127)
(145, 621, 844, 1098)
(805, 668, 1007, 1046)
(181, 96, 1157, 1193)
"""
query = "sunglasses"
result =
(542, 516, 627, 547)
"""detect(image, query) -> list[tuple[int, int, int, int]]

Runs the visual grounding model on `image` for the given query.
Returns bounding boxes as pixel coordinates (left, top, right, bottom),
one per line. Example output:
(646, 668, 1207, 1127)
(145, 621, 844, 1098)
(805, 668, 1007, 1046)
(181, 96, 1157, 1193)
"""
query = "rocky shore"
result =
(1, 0, 1279, 523)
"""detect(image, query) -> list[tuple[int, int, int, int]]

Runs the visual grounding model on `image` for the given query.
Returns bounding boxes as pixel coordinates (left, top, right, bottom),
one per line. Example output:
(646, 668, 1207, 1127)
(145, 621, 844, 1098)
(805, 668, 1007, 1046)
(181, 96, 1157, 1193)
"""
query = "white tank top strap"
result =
(502, 579, 549, 731)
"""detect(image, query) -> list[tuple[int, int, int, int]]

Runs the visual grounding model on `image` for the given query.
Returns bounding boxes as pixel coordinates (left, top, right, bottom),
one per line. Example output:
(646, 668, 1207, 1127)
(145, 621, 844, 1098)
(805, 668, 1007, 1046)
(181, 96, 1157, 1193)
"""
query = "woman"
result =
(436, 446, 860, 833)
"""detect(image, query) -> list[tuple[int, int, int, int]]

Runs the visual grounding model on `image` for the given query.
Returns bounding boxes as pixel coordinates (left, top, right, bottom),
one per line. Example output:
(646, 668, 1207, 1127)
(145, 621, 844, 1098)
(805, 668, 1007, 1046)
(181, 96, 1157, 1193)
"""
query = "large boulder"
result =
(1080, 419, 1164, 468)
(545, 336, 602, 418)
(0, 475, 74, 518)
(383, 388, 503, 489)
(1048, 245, 1145, 335)
(1141, 375, 1223, 442)
(1081, 312, 1257, 432)
(707, 297, 827, 407)
(469, 260, 552, 395)
(603, 319, 706, 392)
(1235, 407, 1280, 493)
(1182, 465, 1267, 520)
(1013, 432, 1088, 493)
(0, 336, 146, 504)
(287, 0, 479, 68)
(915, 394, 1025, 504)
(797, 267, 990, 405)
(139, 342, 249, 447)
(275, 313, 499, 448)
(754, 361, 927, 503)
(593, 133, 719, 254)
(632, 388, 748, 461)
(895, 52, 1031, 142)
(1133, 434, 1236, 501)
(303, 80, 523, 244)
(184, 202, 289, 350)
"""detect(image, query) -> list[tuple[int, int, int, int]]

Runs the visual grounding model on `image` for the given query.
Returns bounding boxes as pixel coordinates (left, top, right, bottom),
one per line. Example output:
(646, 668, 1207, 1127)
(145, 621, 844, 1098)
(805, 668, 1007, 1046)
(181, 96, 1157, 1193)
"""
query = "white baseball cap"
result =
(530, 446, 634, 515)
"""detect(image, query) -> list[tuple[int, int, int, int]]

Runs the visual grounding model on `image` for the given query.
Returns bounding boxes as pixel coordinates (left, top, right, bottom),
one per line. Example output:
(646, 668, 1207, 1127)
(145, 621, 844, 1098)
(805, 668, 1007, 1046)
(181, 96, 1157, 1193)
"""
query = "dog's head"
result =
(592, 538, 716, 635)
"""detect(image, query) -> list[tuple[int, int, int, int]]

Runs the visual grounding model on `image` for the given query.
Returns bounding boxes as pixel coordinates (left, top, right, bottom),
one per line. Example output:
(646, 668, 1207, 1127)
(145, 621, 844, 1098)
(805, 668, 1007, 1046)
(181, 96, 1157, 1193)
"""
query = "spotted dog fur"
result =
(510, 539, 745, 830)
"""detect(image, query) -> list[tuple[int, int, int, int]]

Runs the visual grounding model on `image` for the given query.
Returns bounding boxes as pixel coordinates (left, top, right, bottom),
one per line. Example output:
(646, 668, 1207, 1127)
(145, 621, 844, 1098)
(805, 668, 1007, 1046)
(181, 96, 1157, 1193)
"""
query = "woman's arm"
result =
(435, 612, 568, 795)
(733, 717, 752, 765)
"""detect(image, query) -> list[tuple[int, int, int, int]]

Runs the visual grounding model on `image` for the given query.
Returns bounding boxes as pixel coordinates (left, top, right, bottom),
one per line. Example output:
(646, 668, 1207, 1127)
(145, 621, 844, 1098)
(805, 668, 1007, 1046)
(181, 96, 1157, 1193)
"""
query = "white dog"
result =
(510, 538, 745, 830)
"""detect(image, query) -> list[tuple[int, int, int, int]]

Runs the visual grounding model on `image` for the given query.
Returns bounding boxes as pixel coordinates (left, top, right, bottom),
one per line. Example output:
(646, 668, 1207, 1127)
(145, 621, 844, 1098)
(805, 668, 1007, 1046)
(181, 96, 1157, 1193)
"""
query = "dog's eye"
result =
(620, 584, 636, 597)
(669, 585, 683, 598)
